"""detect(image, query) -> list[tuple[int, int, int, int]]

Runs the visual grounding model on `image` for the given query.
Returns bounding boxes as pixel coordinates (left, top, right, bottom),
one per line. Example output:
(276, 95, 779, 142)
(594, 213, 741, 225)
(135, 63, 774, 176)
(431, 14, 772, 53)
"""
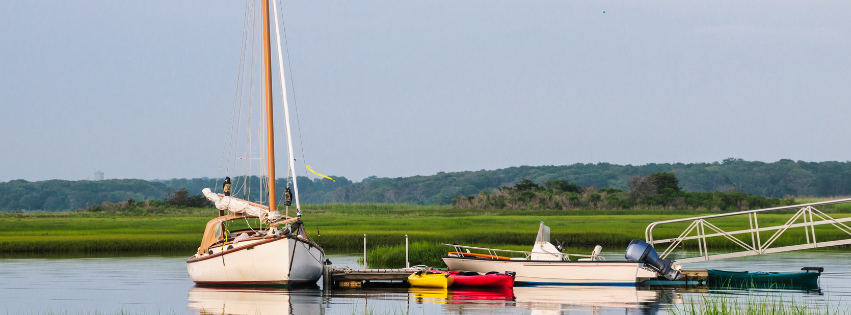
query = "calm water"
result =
(1, 250, 849, 314)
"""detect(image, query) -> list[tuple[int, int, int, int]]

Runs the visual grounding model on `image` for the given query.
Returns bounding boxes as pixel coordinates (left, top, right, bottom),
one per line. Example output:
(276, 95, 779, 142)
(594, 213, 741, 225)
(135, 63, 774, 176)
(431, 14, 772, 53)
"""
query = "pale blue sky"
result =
(2, 0, 850, 182)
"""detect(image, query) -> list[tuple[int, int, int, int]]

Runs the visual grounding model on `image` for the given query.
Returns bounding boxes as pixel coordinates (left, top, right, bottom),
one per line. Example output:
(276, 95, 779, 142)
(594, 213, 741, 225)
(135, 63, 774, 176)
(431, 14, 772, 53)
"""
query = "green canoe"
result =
(707, 269, 821, 289)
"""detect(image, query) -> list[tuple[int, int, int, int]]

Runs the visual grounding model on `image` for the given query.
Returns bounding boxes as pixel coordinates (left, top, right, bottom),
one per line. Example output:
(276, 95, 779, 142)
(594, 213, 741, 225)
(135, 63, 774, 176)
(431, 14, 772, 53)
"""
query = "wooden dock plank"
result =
(326, 266, 421, 286)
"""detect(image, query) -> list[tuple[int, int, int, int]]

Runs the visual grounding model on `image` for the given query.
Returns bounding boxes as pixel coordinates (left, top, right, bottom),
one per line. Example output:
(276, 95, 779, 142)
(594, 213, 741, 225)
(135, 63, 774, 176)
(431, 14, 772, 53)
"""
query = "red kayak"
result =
(430, 269, 515, 288)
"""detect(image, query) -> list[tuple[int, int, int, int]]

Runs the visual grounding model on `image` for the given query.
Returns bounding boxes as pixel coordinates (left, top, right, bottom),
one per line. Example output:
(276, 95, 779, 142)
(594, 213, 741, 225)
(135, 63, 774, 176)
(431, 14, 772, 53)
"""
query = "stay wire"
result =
(231, 0, 256, 199)
(217, 0, 252, 196)
(239, 0, 259, 199)
(276, 0, 313, 206)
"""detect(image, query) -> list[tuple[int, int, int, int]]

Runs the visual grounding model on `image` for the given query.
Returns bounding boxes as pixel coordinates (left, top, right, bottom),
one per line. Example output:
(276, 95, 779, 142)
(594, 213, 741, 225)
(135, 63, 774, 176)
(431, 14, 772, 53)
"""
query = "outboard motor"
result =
(625, 239, 682, 280)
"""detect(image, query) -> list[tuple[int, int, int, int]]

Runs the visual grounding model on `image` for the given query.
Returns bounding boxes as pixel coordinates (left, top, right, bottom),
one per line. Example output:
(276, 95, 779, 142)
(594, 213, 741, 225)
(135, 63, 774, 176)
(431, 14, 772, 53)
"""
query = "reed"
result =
(363, 242, 605, 268)
(2, 203, 850, 254)
(672, 293, 847, 315)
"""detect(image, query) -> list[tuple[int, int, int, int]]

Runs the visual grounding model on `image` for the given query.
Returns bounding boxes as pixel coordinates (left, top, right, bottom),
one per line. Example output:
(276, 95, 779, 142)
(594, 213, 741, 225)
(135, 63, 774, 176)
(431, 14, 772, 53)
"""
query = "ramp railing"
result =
(645, 198, 851, 264)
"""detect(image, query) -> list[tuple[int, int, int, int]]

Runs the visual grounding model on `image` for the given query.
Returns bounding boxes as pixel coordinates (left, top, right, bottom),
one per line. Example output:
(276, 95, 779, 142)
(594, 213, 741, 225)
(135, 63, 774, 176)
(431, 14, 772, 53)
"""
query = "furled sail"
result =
(202, 188, 279, 224)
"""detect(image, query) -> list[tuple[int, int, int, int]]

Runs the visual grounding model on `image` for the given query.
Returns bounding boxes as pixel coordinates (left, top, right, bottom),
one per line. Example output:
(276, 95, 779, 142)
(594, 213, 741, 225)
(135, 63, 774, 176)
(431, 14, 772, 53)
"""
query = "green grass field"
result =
(2, 202, 850, 257)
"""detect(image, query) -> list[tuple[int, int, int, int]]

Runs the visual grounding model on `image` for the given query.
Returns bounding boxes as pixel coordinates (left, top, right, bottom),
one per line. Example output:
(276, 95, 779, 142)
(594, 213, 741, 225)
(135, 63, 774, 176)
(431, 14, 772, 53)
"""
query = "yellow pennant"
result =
(306, 165, 335, 182)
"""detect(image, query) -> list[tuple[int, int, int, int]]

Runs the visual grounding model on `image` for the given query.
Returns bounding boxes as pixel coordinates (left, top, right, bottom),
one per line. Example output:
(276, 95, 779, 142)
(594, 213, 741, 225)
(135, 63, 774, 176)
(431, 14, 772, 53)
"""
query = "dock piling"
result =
(405, 234, 409, 268)
(363, 234, 367, 269)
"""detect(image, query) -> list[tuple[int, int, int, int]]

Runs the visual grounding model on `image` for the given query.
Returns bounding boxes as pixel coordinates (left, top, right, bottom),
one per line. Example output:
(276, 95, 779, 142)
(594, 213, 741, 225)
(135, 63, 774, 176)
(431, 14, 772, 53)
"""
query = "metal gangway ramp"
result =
(645, 198, 851, 264)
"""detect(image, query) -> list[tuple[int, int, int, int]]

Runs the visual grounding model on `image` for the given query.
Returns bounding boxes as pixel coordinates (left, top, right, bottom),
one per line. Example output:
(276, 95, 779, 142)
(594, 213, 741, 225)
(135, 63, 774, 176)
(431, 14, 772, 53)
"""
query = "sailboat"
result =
(186, 0, 325, 286)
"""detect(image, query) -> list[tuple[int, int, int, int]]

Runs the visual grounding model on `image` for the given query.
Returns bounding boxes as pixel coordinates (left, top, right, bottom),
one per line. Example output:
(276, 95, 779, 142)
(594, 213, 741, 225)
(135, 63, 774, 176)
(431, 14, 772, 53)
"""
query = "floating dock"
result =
(323, 266, 423, 288)
(322, 265, 711, 289)
(640, 270, 709, 287)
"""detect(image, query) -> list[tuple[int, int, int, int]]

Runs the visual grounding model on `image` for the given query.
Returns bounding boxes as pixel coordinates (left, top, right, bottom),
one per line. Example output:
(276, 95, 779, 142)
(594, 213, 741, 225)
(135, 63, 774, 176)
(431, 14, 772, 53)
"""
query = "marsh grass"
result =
(2, 203, 850, 253)
(672, 293, 847, 315)
(363, 242, 603, 268)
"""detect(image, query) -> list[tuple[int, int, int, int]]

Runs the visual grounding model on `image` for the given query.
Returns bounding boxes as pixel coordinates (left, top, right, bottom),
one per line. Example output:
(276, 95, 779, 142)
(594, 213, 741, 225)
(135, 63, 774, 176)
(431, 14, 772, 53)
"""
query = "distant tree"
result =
(649, 172, 680, 194)
(513, 178, 540, 192)
(544, 179, 583, 194)
(166, 188, 212, 208)
(186, 193, 213, 208)
(628, 174, 657, 201)
(167, 188, 190, 206)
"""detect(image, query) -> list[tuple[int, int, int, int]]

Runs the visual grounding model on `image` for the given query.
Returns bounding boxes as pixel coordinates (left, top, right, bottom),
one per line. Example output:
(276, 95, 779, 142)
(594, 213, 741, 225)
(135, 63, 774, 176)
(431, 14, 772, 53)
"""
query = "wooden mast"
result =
(261, 0, 277, 212)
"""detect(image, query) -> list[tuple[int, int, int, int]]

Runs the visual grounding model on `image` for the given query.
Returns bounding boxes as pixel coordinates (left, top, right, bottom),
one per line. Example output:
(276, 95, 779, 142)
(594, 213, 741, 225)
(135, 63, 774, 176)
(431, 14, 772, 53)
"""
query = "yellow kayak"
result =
(408, 271, 454, 288)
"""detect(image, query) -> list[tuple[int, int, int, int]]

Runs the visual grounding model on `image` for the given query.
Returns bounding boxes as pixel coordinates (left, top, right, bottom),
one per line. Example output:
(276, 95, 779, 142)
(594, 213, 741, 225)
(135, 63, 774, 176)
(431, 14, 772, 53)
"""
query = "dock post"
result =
(405, 234, 409, 268)
(363, 234, 367, 269)
(322, 264, 331, 290)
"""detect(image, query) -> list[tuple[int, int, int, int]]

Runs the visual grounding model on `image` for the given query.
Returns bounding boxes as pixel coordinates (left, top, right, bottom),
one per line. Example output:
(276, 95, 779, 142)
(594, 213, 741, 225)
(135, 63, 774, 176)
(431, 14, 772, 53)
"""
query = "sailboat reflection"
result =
(187, 286, 322, 315)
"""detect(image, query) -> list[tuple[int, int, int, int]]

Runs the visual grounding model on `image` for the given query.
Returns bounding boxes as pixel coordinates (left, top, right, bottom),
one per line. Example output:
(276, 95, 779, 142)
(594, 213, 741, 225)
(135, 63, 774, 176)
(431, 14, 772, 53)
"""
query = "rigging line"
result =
(228, 0, 251, 196)
(255, 60, 269, 204)
(274, 1, 295, 209)
(259, 87, 269, 205)
(276, 0, 312, 205)
(243, 216, 257, 234)
(246, 0, 262, 200)
(218, 0, 252, 194)
(230, 1, 252, 197)
(239, 0, 259, 199)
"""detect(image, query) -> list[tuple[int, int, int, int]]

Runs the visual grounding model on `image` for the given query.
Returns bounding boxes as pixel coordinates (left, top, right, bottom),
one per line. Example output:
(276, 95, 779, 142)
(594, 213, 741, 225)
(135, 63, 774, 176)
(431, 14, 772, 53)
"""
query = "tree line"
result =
(0, 176, 349, 212)
(1, 158, 849, 211)
(451, 172, 796, 211)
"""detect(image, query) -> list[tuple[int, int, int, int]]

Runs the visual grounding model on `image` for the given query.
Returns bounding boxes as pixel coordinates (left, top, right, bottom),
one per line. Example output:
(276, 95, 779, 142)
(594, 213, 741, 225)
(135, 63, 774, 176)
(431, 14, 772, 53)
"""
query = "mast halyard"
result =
(261, 0, 277, 213)
(271, 0, 301, 216)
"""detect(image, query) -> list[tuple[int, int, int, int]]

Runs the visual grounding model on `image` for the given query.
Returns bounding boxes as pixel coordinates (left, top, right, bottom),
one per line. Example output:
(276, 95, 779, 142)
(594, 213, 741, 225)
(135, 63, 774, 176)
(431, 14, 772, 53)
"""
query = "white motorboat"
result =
(187, 0, 325, 286)
(442, 222, 671, 285)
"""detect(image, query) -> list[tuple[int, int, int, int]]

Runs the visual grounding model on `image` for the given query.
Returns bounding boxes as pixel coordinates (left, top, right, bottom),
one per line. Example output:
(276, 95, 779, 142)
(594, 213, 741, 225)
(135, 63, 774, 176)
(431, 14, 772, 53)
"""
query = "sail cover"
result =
(202, 188, 279, 224)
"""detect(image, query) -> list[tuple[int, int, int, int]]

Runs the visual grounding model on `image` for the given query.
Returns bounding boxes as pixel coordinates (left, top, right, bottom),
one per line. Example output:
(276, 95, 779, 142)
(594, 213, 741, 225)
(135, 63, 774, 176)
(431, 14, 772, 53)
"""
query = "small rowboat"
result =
(707, 269, 821, 289)
(431, 269, 515, 288)
(408, 271, 454, 288)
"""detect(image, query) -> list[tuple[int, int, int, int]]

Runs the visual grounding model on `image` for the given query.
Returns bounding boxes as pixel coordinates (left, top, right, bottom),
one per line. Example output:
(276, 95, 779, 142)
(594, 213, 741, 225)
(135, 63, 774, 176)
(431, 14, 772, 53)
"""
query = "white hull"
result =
(443, 256, 653, 285)
(187, 237, 324, 285)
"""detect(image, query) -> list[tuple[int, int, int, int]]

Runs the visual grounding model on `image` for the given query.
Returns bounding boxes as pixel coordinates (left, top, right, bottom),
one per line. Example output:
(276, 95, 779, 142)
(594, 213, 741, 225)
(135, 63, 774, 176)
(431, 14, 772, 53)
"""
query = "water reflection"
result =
(409, 287, 515, 305)
(3, 252, 844, 314)
(187, 286, 321, 315)
(187, 284, 685, 315)
(514, 285, 677, 310)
